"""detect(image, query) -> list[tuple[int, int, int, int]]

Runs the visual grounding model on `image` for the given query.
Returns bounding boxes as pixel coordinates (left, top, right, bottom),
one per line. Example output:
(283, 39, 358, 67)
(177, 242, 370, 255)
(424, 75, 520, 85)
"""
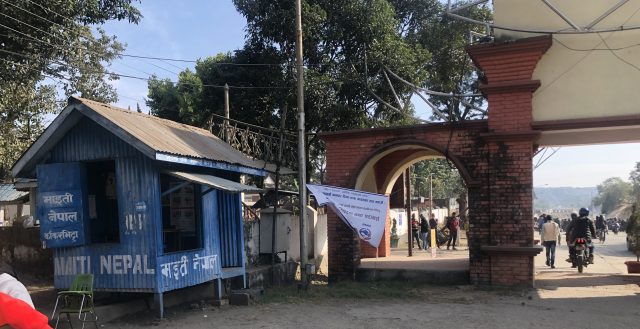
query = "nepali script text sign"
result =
(307, 184, 388, 248)
(37, 163, 87, 248)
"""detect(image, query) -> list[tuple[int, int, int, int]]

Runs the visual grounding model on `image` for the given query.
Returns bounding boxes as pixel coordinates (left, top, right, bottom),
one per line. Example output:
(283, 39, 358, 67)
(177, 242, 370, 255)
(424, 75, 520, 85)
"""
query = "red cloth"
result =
(0, 292, 51, 329)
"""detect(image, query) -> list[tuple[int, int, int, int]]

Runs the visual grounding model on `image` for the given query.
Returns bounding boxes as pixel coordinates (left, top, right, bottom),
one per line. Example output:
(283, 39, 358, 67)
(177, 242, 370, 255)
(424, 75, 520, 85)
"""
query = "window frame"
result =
(159, 173, 204, 254)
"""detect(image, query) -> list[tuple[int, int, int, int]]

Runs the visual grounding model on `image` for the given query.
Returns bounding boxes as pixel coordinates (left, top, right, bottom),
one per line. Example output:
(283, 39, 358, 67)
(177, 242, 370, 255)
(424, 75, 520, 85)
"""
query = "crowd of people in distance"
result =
(408, 211, 463, 251)
(534, 208, 629, 269)
(538, 215, 628, 233)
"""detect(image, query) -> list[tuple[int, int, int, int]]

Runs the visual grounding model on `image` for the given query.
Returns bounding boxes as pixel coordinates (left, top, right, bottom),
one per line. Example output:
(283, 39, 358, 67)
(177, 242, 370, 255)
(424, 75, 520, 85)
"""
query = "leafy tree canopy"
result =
(146, 0, 490, 177)
(630, 161, 640, 198)
(0, 0, 141, 180)
(593, 177, 632, 214)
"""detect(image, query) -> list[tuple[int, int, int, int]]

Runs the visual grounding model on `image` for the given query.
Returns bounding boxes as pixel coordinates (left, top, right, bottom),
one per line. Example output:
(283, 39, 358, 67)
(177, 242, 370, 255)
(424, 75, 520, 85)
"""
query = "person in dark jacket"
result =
(419, 213, 430, 250)
(446, 212, 460, 250)
(411, 214, 422, 250)
(565, 207, 596, 266)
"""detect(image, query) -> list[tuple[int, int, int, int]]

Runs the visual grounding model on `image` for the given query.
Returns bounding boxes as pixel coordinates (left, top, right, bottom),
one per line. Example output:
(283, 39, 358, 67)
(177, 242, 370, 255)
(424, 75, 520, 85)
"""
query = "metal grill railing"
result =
(210, 113, 298, 170)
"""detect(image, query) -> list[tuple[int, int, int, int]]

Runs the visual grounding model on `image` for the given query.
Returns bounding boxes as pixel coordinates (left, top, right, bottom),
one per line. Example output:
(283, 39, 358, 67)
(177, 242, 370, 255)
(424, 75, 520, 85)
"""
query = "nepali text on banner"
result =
(307, 184, 388, 248)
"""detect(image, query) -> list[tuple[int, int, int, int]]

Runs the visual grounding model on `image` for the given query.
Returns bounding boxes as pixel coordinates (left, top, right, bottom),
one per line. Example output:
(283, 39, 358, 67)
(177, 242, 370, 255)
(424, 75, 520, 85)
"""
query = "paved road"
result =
(534, 231, 633, 274)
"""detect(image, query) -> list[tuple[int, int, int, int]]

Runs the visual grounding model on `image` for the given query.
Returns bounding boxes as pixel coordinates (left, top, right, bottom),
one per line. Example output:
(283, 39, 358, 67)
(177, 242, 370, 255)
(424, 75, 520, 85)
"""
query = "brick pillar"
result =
(324, 138, 362, 282)
(467, 36, 551, 286)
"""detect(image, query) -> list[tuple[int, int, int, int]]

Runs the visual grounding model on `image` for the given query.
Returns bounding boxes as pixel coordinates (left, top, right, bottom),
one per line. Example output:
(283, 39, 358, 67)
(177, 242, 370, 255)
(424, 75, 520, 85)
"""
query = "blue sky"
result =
(99, 1, 640, 188)
(101, 1, 247, 111)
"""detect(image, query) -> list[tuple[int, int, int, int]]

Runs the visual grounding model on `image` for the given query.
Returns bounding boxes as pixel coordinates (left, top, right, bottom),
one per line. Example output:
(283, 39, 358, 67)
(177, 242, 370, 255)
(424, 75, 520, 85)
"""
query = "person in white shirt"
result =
(541, 215, 561, 268)
(0, 273, 33, 308)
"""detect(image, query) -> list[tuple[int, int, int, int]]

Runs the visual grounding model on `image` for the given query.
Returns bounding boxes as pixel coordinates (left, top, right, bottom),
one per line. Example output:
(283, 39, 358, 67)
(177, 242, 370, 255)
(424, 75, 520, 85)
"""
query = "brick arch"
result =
(349, 139, 481, 261)
(321, 122, 493, 282)
(320, 36, 552, 286)
(350, 138, 478, 192)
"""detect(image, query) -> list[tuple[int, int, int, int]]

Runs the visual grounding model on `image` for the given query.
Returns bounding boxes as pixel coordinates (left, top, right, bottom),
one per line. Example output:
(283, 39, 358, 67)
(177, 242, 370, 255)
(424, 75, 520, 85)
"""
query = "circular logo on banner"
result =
(359, 228, 372, 240)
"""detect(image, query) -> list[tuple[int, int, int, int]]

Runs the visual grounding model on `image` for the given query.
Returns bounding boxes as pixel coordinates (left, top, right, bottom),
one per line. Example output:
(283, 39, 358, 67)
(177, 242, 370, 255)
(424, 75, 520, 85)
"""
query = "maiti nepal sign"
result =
(37, 163, 88, 248)
(307, 184, 388, 248)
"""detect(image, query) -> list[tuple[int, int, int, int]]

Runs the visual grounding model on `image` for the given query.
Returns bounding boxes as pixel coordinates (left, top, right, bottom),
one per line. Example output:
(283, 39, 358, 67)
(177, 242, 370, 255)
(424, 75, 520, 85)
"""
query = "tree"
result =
(147, 1, 490, 181)
(593, 177, 632, 214)
(389, 0, 491, 121)
(411, 159, 467, 217)
(0, 84, 57, 179)
(0, 0, 141, 180)
(630, 162, 640, 197)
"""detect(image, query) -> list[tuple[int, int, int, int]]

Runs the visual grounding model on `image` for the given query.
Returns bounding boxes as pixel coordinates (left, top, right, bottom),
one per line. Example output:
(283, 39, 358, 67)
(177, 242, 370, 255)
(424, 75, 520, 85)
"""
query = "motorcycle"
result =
(573, 238, 590, 273)
(612, 224, 619, 235)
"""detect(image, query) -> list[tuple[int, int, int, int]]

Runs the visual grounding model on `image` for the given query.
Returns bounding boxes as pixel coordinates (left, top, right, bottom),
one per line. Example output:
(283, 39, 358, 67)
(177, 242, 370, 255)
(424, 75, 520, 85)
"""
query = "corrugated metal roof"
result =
(0, 184, 29, 203)
(168, 172, 263, 193)
(73, 97, 273, 173)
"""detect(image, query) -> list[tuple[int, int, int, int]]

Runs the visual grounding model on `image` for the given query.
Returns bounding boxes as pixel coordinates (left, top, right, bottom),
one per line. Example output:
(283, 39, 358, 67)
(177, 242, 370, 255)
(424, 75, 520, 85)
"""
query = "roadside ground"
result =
(93, 232, 639, 329)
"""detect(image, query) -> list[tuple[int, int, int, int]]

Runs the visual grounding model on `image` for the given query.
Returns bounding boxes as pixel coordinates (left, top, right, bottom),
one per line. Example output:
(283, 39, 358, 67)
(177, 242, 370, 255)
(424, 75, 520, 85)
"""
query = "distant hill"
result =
(533, 187, 597, 212)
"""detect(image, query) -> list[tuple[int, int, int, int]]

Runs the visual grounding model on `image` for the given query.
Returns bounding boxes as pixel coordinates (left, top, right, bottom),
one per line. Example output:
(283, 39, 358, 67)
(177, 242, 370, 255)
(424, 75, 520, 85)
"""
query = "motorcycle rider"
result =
(565, 207, 596, 266)
(565, 212, 578, 264)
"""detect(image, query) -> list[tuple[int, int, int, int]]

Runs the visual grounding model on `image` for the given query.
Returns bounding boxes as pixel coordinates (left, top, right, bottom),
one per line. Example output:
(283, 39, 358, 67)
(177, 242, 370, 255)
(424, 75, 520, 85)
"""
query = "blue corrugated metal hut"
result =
(11, 97, 270, 315)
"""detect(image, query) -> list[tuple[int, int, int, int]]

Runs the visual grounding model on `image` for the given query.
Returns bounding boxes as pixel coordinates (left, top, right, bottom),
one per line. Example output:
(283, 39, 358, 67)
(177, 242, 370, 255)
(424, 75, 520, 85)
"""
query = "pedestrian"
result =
(411, 214, 421, 250)
(0, 272, 51, 329)
(446, 212, 460, 250)
(538, 214, 546, 235)
(420, 213, 430, 250)
(541, 215, 560, 268)
(429, 213, 440, 248)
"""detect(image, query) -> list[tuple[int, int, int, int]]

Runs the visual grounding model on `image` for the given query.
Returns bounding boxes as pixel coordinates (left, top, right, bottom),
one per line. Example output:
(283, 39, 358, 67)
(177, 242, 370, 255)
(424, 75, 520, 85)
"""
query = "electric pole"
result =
(295, 0, 308, 286)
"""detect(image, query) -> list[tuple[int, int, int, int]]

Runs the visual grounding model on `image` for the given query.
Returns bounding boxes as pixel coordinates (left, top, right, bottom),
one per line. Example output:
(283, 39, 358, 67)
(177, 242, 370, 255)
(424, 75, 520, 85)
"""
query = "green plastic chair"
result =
(51, 274, 98, 329)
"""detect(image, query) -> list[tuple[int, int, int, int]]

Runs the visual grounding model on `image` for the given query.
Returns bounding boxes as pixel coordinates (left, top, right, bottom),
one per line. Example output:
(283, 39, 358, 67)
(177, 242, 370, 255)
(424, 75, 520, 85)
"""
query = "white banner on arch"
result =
(307, 184, 388, 248)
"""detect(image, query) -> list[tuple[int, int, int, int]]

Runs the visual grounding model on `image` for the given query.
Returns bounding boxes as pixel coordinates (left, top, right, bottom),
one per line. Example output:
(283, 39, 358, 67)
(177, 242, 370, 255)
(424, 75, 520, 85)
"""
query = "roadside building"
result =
(11, 97, 270, 316)
(0, 184, 30, 226)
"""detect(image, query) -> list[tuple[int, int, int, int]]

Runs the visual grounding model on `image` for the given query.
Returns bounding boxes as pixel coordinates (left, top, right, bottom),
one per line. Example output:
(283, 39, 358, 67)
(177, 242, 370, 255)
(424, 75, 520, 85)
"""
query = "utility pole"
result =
(224, 83, 230, 142)
(295, 0, 308, 286)
(405, 168, 412, 257)
(429, 173, 433, 217)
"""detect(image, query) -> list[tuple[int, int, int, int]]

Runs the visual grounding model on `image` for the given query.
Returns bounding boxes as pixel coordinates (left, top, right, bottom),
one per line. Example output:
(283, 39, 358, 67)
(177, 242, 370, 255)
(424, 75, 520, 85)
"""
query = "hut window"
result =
(87, 160, 120, 243)
(160, 175, 202, 253)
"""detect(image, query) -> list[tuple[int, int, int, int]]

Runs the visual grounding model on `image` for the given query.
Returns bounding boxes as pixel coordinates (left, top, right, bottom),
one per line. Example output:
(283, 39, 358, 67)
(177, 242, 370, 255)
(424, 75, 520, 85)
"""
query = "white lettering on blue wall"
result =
(54, 256, 90, 275)
(124, 213, 145, 235)
(100, 254, 155, 275)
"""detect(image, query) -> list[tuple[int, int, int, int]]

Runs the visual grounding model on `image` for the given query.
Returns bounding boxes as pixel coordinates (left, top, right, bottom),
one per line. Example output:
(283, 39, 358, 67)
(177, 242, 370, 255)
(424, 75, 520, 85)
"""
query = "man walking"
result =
(411, 214, 422, 250)
(542, 214, 560, 268)
(446, 212, 460, 250)
(420, 213, 430, 250)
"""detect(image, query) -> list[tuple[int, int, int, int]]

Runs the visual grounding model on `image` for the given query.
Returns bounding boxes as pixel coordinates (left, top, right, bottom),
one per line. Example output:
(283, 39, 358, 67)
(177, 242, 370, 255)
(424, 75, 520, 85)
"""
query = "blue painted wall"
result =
(42, 118, 244, 293)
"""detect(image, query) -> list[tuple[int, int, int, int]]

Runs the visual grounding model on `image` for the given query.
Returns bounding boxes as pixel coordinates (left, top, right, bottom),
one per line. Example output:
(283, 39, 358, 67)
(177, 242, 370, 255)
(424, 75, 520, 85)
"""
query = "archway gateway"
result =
(321, 36, 555, 287)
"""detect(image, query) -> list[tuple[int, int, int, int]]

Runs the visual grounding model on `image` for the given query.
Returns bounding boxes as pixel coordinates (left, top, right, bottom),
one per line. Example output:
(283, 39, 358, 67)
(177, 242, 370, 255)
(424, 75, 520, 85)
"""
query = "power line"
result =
(0, 0, 67, 31)
(446, 0, 640, 35)
(4, 0, 186, 74)
(0, 11, 68, 44)
(0, 8, 325, 68)
(23, 0, 75, 25)
(0, 48, 291, 90)
(0, 29, 180, 78)
(553, 37, 640, 52)
(597, 32, 640, 73)
(0, 26, 308, 68)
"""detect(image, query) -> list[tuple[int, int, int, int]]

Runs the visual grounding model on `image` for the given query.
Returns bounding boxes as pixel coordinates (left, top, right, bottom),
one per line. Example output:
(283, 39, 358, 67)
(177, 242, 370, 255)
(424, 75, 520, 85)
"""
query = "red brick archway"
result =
(320, 36, 552, 286)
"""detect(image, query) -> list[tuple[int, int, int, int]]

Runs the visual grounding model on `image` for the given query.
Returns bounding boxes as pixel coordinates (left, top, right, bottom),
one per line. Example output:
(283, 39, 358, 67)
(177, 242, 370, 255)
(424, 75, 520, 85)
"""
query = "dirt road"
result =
(105, 233, 639, 329)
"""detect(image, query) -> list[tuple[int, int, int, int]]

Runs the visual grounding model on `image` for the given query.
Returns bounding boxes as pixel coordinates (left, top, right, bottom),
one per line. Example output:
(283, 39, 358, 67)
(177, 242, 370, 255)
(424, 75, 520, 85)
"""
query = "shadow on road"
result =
(536, 272, 640, 289)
